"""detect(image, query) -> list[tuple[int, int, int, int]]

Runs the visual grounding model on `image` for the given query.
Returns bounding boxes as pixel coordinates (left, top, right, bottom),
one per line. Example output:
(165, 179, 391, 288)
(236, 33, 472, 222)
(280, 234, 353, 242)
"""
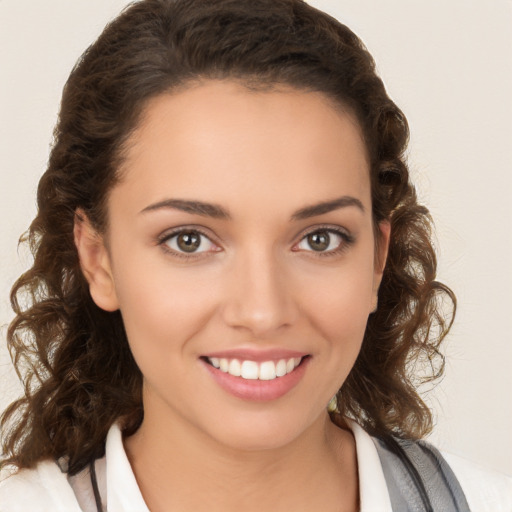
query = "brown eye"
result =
(162, 229, 217, 256)
(176, 231, 201, 253)
(307, 231, 330, 251)
(296, 228, 351, 255)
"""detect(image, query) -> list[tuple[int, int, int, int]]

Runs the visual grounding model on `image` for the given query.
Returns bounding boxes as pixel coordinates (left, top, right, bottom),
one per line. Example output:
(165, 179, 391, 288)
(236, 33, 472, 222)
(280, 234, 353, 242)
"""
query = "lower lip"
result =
(201, 357, 310, 401)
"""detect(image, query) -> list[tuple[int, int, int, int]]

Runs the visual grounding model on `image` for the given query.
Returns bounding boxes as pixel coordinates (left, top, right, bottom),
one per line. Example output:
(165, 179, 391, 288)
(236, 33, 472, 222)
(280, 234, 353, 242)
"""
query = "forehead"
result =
(114, 80, 371, 219)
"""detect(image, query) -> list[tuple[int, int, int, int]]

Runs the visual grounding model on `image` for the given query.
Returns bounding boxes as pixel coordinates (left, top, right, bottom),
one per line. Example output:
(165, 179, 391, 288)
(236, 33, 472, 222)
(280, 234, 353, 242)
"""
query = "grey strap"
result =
(89, 460, 104, 512)
(373, 436, 471, 512)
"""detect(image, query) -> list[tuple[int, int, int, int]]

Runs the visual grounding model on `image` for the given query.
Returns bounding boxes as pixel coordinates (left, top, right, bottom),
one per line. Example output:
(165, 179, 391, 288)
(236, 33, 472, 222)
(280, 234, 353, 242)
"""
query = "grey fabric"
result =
(373, 436, 471, 512)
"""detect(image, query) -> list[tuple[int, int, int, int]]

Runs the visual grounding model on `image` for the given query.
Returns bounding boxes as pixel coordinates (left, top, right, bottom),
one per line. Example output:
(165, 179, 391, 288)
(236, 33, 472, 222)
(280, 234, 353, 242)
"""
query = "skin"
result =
(75, 80, 389, 512)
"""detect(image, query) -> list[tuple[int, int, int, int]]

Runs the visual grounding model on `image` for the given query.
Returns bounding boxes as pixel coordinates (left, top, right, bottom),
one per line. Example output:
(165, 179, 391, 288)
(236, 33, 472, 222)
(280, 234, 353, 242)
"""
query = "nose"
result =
(221, 247, 298, 338)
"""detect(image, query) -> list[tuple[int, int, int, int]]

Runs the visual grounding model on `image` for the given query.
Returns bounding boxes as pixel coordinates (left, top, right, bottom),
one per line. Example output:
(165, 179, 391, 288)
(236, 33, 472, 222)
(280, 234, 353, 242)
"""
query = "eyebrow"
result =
(140, 195, 365, 221)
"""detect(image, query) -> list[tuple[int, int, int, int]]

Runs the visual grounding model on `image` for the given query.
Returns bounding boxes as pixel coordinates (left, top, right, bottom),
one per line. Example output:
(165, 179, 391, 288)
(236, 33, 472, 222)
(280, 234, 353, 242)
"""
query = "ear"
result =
(74, 209, 120, 312)
(371, 220, 391, 312)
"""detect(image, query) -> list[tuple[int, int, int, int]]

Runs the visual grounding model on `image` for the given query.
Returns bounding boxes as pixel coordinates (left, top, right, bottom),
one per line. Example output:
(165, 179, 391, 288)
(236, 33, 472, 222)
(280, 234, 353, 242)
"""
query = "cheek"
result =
(310, 284, 371, 372)
(295, 255, 375, 399)
(113, 264, 221, 402)
(112, 254, 219, 354)
(300, 260, 375, 341)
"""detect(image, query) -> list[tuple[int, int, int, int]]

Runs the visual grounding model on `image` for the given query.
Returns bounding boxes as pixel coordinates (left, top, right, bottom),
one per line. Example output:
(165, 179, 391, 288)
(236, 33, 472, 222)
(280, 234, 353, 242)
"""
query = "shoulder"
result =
(442, 452, 512, 512)
(347, 419, 512, 512)
(0, 460, 82, 512)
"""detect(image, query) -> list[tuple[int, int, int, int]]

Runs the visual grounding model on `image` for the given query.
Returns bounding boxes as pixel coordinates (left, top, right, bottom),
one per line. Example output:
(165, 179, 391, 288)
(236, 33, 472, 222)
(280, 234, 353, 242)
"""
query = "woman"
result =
(0, 0, 510, 510)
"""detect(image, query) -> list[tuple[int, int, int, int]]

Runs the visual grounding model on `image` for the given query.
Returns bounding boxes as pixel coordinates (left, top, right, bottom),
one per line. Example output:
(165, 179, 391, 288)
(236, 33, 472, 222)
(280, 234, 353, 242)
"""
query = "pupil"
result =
(177, 232, 201, 252)
(309, 231, 329, 251)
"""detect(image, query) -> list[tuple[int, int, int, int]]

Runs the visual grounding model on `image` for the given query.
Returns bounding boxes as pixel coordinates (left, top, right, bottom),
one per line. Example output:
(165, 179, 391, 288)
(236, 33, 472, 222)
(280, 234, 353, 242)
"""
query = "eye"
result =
(160, 229, 219, 258)
(295, 228, 353, 256)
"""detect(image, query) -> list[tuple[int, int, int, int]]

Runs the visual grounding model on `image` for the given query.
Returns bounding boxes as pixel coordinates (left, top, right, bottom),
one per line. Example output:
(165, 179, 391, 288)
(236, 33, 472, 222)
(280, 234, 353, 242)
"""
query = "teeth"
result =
(275, 359, 287, 377)
(240, 360, 259, 379)
(207, 356, 303, 380)
(259, 361, 276, 380)
(219, 358, 229, 372)
(228, 359, 241, 377)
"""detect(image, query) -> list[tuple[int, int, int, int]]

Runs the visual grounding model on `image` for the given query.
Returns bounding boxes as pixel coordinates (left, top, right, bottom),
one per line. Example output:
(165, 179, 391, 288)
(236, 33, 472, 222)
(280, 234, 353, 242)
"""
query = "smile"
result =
(205, 357, 303, 381)
(201, 353, 310, 401)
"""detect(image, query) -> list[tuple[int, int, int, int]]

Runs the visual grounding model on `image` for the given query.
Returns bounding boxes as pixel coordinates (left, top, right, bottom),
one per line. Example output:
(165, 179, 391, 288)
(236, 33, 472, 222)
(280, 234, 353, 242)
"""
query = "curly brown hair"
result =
(1, 0, 455, 476)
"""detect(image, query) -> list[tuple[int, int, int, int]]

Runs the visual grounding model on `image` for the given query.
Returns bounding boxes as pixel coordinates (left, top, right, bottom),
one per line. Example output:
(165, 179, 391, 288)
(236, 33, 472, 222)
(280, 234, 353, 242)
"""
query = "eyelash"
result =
(157, 225, 355, 261)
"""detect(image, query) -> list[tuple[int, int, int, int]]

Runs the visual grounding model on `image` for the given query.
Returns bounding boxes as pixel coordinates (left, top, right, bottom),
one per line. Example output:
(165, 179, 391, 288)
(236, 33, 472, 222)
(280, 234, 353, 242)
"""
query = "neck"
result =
(124, 406, 359, 512)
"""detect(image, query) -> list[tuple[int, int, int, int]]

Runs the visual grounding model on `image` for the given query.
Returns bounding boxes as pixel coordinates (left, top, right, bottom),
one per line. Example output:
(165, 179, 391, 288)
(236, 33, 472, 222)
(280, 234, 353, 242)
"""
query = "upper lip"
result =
(201, 348, 309, 362)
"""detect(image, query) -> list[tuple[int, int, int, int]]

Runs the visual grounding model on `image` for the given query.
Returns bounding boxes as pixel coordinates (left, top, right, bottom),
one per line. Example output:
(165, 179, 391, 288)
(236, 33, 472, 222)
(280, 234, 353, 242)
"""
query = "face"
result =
(78, 80, 389, 451)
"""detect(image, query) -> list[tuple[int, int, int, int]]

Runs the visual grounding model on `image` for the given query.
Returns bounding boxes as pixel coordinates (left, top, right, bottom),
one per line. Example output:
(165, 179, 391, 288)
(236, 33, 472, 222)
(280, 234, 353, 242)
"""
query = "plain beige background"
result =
(1, 0, 511, 475)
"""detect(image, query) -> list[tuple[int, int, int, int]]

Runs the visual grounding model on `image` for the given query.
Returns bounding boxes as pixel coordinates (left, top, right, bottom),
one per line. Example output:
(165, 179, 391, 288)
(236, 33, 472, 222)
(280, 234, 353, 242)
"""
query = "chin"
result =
(199, 406, 325, 453)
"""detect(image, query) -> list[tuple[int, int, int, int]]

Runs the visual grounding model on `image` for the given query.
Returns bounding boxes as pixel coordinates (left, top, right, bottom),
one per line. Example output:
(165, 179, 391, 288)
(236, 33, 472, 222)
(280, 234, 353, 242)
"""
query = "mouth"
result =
(200, 354, 311, 401)
(201, 355, 308, 381)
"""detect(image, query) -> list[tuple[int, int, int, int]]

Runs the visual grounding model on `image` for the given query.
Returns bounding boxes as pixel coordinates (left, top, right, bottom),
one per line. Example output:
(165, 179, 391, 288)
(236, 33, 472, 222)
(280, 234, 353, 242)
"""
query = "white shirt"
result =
(1, 420, 511, 511)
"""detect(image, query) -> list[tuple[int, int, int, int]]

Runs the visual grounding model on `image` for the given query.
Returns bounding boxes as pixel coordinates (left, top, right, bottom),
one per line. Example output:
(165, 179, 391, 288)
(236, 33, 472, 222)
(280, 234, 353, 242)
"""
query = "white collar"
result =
(347, 419, 393, 512)
(103, 420, 392, 512)
(104, 424, 149, 512)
